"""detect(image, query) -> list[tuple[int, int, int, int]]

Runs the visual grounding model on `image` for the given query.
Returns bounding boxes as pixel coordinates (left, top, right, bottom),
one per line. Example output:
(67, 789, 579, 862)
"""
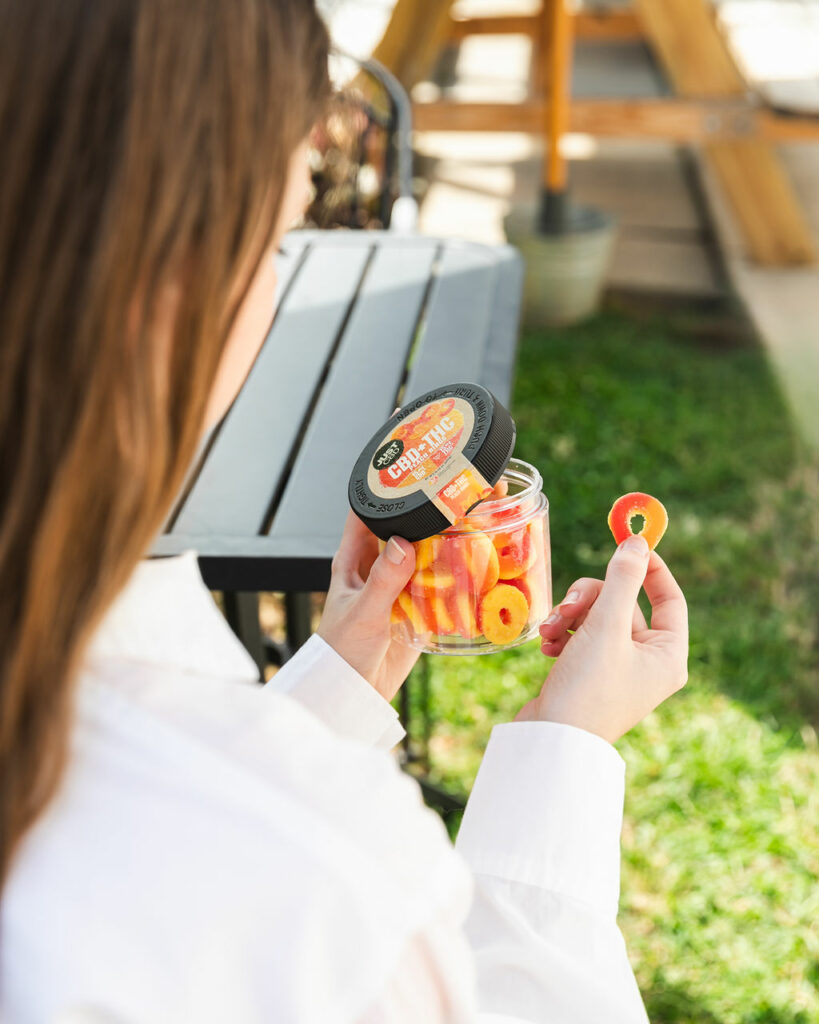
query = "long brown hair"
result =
(0, 0, 329, 884)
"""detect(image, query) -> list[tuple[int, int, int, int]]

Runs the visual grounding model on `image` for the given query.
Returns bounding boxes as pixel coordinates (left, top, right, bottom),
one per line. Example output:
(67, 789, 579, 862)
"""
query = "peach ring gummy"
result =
(383, 458, 550, 651)
(492, 524, 537, 579)
(608, 492, 668, 551)
(478, 583, 529, 646)
(392, 520, 544, 646)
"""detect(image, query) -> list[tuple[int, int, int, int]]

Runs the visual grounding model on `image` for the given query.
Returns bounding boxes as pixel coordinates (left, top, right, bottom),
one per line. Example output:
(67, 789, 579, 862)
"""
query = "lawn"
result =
(400, 306, 819, 1023)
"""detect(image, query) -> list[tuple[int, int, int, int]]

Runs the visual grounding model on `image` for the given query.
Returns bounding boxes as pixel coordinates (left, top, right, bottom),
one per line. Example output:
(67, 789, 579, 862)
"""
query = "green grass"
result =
(400, 308, 819, 1023)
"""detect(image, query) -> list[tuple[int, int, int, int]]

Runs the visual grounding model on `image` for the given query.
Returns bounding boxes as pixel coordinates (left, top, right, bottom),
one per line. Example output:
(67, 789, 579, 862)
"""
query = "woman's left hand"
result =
(318, 478, 509, 701)
(317, 512, 418, 702)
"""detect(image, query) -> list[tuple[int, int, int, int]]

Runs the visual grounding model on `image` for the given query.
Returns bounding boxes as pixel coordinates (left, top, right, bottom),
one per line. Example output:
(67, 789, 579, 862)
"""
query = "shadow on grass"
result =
(643, 970, 815, 1024)
(511, 305, 819, 732)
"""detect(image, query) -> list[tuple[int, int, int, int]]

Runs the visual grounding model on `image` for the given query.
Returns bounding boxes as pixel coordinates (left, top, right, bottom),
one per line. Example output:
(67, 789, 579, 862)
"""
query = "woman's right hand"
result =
(515, 535, 689, 744)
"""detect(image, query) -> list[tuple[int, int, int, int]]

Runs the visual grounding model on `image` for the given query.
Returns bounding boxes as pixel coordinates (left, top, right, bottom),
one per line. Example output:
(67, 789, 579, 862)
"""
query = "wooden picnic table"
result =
(151, 229, 524, 671)
(373, 0, 819, 265)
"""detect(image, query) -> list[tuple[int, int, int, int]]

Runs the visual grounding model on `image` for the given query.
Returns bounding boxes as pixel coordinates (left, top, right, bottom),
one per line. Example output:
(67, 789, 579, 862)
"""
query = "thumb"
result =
(359, 536, 416, 620)
(593, 535, 651, 632)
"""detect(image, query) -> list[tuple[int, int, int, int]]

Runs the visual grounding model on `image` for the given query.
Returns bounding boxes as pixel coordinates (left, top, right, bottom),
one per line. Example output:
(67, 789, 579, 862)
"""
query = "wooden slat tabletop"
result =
(152, 230, 523, 593)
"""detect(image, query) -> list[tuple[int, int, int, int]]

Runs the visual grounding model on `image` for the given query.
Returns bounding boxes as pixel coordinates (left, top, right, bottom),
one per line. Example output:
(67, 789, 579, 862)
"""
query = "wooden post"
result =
(544, 0, 573, 194)
(634, 0, 743, 97)
(706, 141, 817, 266)
(532, 4, 552, 101)
(635, 0, 816, 265)
(369, 0, 456, 91)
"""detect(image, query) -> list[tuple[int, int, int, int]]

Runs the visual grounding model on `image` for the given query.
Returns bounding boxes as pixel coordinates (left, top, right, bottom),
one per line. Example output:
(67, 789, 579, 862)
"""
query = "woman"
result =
(0, 1, 688, 1020)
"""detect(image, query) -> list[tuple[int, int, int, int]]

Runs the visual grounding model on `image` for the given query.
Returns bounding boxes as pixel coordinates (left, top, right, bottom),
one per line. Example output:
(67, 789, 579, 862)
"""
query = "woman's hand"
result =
(516, 535, 689, 744)
(318, 478, 510, 702)
(318, 512, 418, 702)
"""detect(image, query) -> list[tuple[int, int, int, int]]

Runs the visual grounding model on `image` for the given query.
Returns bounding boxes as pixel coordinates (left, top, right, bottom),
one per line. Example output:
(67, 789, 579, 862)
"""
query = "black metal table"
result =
(152, 229, 523, 672)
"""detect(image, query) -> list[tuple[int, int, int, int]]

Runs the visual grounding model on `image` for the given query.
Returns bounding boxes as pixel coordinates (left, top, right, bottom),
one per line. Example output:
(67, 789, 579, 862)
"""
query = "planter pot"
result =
(504, 203, 616, 327)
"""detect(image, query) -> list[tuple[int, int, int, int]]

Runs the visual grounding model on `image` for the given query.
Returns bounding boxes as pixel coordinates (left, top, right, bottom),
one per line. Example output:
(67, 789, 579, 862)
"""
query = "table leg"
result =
(399, 675, 411, 759)
(418, 654, 432, 771)
(222, 592, 266, 681)
(416, 778, 465, 814)
(399, 656, 432, 768)
(284, 592, 313, 654)
(398, 657, 465, 815)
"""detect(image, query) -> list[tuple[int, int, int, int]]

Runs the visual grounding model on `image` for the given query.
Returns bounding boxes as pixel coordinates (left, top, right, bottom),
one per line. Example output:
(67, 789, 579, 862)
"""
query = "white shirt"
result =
(0, 550, 649, 1023)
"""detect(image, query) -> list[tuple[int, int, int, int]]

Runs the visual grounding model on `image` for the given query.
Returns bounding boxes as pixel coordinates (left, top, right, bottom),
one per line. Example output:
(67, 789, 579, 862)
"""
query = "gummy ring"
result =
(478, 583, 529, 646)
(608, 492, 668, 551)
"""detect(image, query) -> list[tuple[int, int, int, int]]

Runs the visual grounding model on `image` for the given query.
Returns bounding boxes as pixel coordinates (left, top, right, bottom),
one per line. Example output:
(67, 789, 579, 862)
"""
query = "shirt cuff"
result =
(455, 721, 626, 919)
(264, 634, 406, 751)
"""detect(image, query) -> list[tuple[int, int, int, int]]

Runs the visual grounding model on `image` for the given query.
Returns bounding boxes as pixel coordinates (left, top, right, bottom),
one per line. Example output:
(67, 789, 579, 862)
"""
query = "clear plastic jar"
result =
(389, 458, 551, 654)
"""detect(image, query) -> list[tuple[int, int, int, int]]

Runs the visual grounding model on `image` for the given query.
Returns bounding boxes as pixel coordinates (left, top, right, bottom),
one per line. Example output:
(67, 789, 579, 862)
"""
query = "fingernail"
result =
(386, 537, 406, 564)
(543, 612, 560, 626)
(562, 590, 581, 606)
(621, 535, 649, 555)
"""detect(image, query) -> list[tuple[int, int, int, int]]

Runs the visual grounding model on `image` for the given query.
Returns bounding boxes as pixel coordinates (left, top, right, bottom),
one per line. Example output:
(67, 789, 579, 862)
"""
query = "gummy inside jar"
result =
(389, 460, 550, 652)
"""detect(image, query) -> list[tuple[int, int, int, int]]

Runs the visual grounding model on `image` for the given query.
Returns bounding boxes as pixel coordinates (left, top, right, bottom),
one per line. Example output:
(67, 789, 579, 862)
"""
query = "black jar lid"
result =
(348, 382, 516, 542)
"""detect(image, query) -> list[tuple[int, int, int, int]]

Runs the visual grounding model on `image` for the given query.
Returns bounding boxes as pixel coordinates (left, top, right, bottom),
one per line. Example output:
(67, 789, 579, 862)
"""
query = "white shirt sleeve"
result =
(270, 636, 647, 1020)
(264, 633, 406, 751)
(356, 722, 649, 1023)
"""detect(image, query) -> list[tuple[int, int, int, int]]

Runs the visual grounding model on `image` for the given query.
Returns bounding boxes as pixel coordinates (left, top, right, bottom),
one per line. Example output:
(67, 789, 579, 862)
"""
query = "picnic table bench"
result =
(152, 229, 523, 672)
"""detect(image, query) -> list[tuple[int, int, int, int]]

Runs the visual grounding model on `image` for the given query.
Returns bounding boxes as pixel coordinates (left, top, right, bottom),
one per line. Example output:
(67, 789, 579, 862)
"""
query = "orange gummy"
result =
(390, 600, 408, 627)
(396, 519, 547, 643)
(493, 526, 536, 579)
(449, 590, 482, 639)
(478, 583, 529, 646)
(414, 536, 442, 572)
(448, 530, 499, 594)
(398, 590, 433, 635)
(429, 593, 457, 635)
(607, 492, 668, 550)
(413, 568, 456, 591)
(505, 575, 532, 605)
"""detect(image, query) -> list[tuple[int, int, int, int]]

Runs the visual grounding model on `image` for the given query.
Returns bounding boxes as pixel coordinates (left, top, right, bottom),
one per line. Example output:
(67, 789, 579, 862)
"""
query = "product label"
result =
(367, 396, 493, 523)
